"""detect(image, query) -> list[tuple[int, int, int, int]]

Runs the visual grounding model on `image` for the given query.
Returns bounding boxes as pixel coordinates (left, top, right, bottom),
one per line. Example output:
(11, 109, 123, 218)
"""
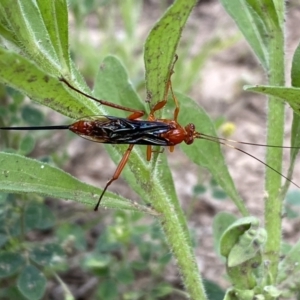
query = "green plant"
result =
(0, 193, 65, 300)
(80, 213, 176, 299)
(214, 0, 300, 299)
(0, 1, 205, 299)
(1, 0, 300, 299)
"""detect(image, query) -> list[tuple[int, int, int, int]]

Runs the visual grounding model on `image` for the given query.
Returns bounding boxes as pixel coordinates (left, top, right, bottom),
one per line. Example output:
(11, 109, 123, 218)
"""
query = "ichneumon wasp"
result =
(1, 55, 299, 210)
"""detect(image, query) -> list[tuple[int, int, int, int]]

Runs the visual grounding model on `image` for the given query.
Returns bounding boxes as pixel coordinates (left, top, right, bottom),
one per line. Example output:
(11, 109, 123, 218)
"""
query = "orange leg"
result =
(148, 55, 180, 122)
(94, 144, 135, 211)
(147, 145, 152, 161)
(59, 77, 145, 120)
(168, 78, 180, 122)
(146, 146, 165, 161)
(146, 55, 180, 162)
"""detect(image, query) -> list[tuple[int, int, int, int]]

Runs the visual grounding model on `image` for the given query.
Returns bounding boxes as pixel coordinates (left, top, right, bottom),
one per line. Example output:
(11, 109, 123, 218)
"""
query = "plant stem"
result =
(160, 212, 206, 299)
(147, 169, 206, 299)
(264, 16, 285, 282)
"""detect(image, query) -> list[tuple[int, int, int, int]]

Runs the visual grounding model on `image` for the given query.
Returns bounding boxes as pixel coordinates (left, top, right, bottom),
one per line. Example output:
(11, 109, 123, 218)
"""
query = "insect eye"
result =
(185, 123, 195, 133)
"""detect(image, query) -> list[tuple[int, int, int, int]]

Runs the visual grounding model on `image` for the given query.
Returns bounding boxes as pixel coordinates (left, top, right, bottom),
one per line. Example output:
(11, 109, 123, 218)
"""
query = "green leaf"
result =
(285, 113, 300, 194)
(225, 288, 255, 300)
(37, 0, 71, 73)
(131, 260, 148, 271)
(34, 204, 56, 229)
(19, 135, 35, 156)
(219, 218, 263, 290)
(0, 201, 22, 237)
(213, 212, 237, 257)
(203, 279, 225, 300)
(0, 286, 28, 300)
(93, 55, 145, 116)
(220, 0, 268, 69)
(0, 7, 18, 45)
(212, 188, 227, 200)
(284, 206, 299, 219)
(220, 216, 259, 258)
(138, 241, 152, 262)
(0, 152, 157, 213)
(284, 42, 300, 196)
(115, 266, 134, 284)
(17, 265, 46, 300)
(278, 239, 300, 284)
(144, 0, 197, 105)
(83, 253, 111, 271)
(227, 227, 266, 267)
(246, 0, 281, 31)
(24, 203, 56, 231)
(97, 278, 118, 299)
(29, 243, 64, 267)
(158, 252, 172, 265)
(0, 233, 8, 248)
(152, 282, 173, 297)
(0, 191, 8, 202)
(95, 229, 122, 253)
(264, 286, 281, 298)
(0, 48, 95, 119)
(178, 93, 248, 216)
(291, 42, 300, 87)
(0, 252, 25, 278)
(193, 184, 206, 195)
(245, 85, 300, 116)
(56, 223, 86, 251)
(20, 105, 45, 126)
(285, 190, 300, 206)
(280, 242, 292, 256)
(0, 0, 58, 72)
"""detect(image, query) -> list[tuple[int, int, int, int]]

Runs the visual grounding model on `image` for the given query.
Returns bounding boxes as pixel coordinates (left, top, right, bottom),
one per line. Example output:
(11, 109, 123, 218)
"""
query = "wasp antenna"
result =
(198, 135, 300, 189)
(199, 133, 300, 149)
(0, 125, 70, 130)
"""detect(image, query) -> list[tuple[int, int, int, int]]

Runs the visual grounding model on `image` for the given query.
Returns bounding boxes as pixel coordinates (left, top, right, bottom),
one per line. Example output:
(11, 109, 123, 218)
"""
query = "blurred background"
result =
(1, 0, 300, 299)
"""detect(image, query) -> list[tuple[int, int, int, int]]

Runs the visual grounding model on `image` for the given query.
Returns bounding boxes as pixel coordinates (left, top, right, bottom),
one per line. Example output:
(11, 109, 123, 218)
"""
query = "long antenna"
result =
(200, 133, 300, 149)
(195, 133, 300, 189)
(0, 125, 70, 130)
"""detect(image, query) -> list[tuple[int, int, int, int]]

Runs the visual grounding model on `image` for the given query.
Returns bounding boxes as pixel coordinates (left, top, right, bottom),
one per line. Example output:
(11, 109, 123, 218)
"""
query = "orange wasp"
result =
(0, 55, 298, 210)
